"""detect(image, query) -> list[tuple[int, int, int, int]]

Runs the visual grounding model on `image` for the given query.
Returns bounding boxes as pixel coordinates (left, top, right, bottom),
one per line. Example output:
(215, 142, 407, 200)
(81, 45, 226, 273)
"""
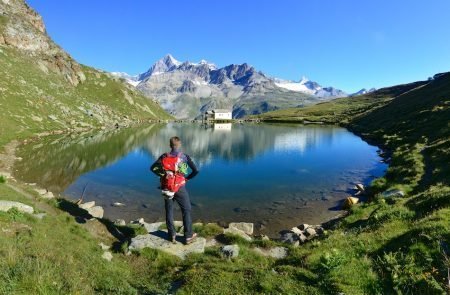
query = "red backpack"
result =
(160, 153, 186, 193)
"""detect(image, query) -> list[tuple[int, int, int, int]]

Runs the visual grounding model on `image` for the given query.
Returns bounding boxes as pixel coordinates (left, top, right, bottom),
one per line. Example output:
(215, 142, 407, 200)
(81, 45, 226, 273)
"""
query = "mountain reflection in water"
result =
(14, 123, 387, 236)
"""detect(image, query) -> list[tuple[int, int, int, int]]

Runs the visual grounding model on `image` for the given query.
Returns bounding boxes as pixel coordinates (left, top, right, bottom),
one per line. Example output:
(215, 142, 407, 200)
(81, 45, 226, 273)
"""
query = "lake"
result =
(14, 123, 387, 236)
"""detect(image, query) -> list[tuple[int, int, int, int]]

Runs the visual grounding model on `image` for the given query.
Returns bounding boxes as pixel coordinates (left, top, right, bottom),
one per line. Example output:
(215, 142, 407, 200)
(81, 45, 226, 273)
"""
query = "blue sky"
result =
(28, 0, 450, 92)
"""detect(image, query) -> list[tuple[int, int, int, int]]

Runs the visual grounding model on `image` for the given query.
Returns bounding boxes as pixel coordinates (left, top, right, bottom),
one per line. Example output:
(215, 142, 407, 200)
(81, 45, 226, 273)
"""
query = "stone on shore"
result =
(0, 201, 34, 214)
(129, 231, 206, 259)
(224, 227, 252, 241)
(279, 231, 299, 246)
(221, 244, 240, 258)
(229, 222, 254, 235)
(298, 224, 309, 231)
(142, 221, 164, 233)
(355, 183, 365, 193)
(342, 197, 359, 209)
(253, 247, 288, 259)
(40, 191, 55, 199)
(86, 206, 104, 219)
(79, 201, 95, 209)
(114, 219, 126, 226)
(305, 227, 317, 238)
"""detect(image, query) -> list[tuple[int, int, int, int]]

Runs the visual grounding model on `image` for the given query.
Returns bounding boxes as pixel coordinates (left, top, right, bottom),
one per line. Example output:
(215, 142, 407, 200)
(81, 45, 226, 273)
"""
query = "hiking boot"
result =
(185, 233, 198, 245)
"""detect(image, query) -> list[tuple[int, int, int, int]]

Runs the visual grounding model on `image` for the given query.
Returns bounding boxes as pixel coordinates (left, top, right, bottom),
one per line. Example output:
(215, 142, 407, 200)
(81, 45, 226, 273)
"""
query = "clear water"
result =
(15, 123, 387, 236)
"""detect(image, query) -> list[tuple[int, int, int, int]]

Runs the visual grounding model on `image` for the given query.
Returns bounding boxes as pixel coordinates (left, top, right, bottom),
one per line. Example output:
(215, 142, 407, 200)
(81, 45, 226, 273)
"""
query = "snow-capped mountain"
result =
(274, 76, 347, 98)
(110, 54, 348, 119)
(109, 72, 139, 86)
(350, 88, 377, 96)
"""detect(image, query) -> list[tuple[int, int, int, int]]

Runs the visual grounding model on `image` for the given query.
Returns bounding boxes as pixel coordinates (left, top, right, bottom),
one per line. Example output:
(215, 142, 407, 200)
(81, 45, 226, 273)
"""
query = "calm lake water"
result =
(14, 123, 387, 236)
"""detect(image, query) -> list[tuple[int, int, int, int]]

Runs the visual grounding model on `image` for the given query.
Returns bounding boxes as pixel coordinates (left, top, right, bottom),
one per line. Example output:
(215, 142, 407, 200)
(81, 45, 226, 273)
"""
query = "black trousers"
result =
(164, 185, 193, 238)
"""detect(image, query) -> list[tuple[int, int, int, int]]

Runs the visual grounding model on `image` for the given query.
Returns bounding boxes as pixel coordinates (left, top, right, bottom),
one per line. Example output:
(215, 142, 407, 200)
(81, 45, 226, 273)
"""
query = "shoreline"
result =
(1, 121, 387, 241)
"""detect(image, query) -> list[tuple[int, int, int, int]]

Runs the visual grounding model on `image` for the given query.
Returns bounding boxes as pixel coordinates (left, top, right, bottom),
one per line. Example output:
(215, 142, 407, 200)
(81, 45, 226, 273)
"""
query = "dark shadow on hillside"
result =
(56, 198, 135, 252)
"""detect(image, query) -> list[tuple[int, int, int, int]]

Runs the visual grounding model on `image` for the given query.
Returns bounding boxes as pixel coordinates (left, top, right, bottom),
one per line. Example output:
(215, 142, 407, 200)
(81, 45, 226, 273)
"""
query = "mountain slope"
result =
(255, 72, 450, 293)
(113, 55, 347, 119)
(0, 0, 171, 148)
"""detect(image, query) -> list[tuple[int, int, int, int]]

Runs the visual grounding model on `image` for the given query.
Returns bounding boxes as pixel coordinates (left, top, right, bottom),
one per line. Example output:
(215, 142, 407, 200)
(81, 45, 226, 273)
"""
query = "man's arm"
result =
(185, 155, 199, 180)
(150, 155, 164, 177)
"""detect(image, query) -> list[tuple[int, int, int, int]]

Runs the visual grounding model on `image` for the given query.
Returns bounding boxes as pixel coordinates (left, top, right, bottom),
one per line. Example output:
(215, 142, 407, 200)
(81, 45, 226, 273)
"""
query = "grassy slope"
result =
(253, 73, 450, 293)
(0, 46, 171, 149)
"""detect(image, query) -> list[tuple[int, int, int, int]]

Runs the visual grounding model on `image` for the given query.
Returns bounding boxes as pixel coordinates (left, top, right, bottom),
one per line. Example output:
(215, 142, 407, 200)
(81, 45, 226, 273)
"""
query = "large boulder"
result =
(86, 206, 104, 219)
(129, 232, 206, 260)
(0, 201, 34, 214)
(79, 201, 95, 209)
(228, 222, 254, 235)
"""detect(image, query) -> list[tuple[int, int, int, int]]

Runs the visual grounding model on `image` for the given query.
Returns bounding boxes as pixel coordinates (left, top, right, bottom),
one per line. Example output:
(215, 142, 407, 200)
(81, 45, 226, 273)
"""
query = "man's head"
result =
(170, 136, 182, 150)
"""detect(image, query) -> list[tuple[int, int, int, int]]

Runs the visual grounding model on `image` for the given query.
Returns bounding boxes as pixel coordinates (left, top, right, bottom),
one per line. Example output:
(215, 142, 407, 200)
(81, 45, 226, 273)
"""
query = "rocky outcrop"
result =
(86, 206, 104, 219)
(129, 232, 206, 259)
(0, 200, 33, 214)
(228, 222, 254, 235)
(280, 224, 325, 246)
(0, 0, 85, 86)
(224, 226, 252, 241)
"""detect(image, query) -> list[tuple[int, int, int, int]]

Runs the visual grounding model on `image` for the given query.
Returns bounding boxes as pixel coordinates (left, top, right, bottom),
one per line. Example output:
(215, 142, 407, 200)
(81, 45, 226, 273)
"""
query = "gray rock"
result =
(102, 251, 113, 261)
(221, 244, 240, 258)
(224, 227, 252, 241)
(229, 222, 254, 235)
(0, 201, 34, 214)
(129, 232, 206, 259)
(298, 232, 308, 243)
(86, 206, 104, 219)
(142, 221, 164, 233)
(298, 224, 309, 231)
(381, 189, 405, 198)
(79, 201, 95, 209)
(315, 226, 325, 235)
(253, 247, 288, 259)
(355, 183, 365, 192)
(291, 227, 303, 235)
(280, 231, 299, 245)
(40, 191, 54, 199)
(205, 238, 219, 248)
(114, 219, 126, 226)
(99, 242, 110, 250)
(305, 227, 317, 238)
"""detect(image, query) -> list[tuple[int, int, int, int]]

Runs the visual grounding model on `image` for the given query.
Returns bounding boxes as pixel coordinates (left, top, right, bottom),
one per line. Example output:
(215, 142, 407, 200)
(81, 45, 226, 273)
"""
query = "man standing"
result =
(150, 136, 199, 245)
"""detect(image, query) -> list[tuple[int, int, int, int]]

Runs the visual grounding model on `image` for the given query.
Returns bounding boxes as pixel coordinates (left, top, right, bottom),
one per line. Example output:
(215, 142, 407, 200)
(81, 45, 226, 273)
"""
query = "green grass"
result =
(252, 72, 450, 293)
(0, 46, 171, 149)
